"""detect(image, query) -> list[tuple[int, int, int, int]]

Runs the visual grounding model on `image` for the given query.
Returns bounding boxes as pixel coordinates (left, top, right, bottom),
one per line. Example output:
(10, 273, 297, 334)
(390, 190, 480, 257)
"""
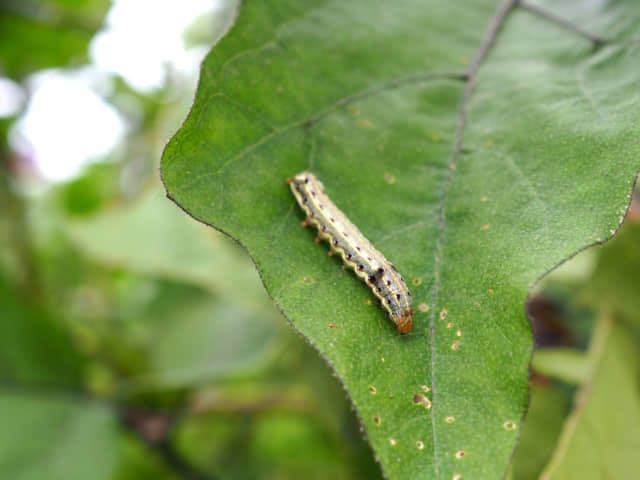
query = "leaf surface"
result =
(161, 1, 640, 478)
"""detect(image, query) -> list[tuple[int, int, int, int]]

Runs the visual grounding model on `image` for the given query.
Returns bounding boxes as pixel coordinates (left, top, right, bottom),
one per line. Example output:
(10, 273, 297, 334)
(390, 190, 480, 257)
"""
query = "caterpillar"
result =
(288, 171, 413, 334)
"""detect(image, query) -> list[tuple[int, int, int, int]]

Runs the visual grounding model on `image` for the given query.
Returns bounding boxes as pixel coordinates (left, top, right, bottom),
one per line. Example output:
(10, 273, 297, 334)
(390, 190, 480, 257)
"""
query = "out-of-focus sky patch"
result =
(11, 0, 224, 183)
(90, 0, 221, 93)
(10, 69, 126, 182)
(0, 77, 26, 118)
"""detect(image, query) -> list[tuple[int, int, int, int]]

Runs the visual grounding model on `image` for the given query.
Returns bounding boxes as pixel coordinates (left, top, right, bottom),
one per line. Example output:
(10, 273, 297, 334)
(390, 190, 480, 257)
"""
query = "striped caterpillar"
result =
(288, 171, 413, 334)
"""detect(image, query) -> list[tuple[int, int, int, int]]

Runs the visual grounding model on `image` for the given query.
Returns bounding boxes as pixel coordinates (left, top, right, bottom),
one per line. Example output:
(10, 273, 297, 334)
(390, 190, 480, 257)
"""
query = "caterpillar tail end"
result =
(396, 308, 414, 335)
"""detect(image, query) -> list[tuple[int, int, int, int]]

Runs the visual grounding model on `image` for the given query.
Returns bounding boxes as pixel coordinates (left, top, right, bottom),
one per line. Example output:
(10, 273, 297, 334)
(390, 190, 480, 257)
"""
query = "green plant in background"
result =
(1, 1, 640, 479)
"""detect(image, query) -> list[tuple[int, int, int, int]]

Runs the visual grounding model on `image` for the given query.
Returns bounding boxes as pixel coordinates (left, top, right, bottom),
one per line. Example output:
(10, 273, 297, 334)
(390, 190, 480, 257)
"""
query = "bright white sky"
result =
(7, 0, 224, 182)
(11, 70, 126, 182)
(0, 77, 25, 117)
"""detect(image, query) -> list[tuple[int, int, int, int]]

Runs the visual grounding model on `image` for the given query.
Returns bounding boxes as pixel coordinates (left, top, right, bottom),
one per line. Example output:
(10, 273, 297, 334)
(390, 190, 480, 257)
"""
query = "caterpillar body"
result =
(288, 171, 413, 335)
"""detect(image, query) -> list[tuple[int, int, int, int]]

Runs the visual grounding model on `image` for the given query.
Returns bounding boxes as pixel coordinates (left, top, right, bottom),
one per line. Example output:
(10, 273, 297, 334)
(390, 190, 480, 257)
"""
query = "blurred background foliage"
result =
(0, 1, 638, 479)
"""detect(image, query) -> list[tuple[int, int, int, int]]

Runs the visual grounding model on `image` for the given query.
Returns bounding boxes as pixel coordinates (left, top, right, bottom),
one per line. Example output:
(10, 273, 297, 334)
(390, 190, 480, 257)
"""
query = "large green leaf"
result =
(161, 1, 640, 478)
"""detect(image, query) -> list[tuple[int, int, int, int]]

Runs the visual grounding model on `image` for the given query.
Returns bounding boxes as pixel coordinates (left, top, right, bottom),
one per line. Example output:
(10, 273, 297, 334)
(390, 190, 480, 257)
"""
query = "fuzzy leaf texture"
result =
(161, 1, 640, 478)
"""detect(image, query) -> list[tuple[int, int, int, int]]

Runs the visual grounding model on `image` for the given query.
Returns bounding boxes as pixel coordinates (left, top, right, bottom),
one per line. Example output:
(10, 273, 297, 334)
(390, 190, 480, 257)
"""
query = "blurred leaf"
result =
(510, 384, 569, 480)
(0, 275, 84, 386)
(0, 0, 109, 79)
(176, 407, 381, 480)
(162, 1, 640, 478)
(61, 163, 122, 216)
(541, 315, 640, 479)
(142, 287, 280, 388)
(0, 392, 118, 480)
(66, 188, 277, 313)
(175, 334, 383, 479)
(251, 412, 359, 479)
(579, 222, 640, 326)
(113, 434, 179, 480)
(531, 348, 589, 385)
(44, 0, 110, 23)
(66, 189, 284, 388)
